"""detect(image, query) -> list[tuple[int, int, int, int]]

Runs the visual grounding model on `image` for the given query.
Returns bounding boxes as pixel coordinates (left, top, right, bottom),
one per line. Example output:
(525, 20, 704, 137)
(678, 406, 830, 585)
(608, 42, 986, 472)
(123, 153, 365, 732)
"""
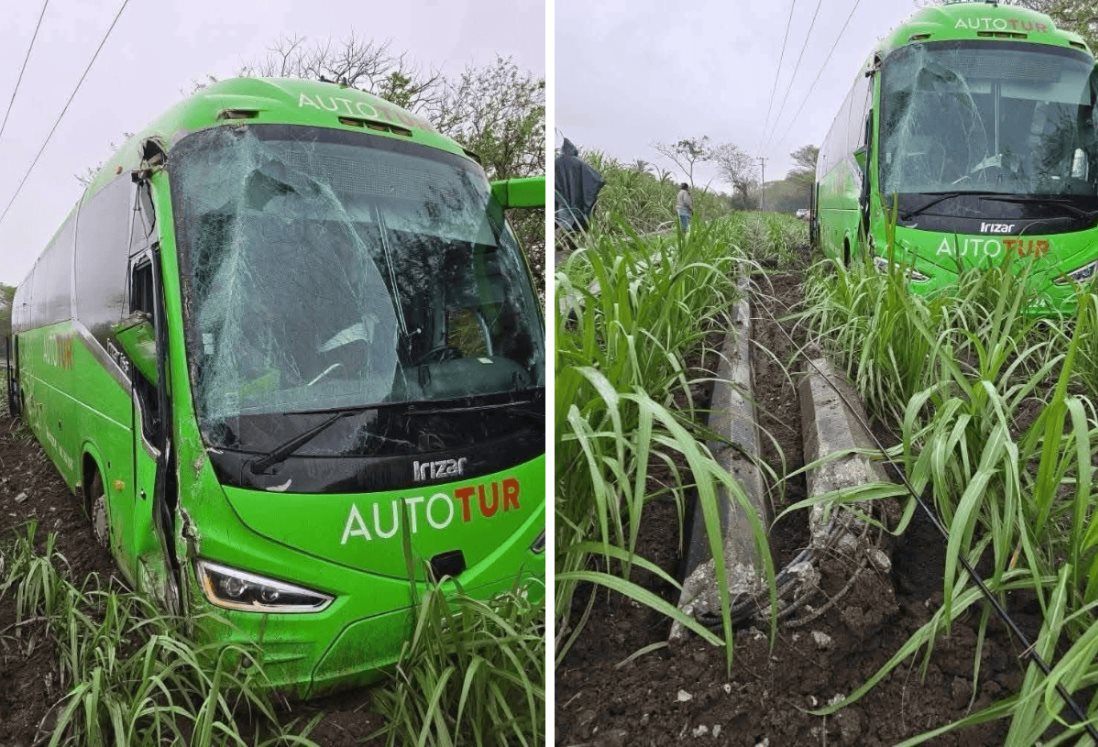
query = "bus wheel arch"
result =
(81, 450, 110, 548)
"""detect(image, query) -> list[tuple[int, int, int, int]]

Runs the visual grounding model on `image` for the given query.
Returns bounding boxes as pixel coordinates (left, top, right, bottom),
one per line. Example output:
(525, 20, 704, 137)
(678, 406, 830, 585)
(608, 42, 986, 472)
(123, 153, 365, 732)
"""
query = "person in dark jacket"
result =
(555, 138, 605, 236)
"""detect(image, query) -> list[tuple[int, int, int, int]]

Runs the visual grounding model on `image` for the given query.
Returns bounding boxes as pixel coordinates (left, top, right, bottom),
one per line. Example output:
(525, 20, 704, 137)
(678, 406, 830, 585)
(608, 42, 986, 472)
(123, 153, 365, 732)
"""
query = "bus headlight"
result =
(196, 560, 334, 613)
(873, 255, 929, 282)
(1054, 260, 1098, 286)
(530, 530, 545, 554)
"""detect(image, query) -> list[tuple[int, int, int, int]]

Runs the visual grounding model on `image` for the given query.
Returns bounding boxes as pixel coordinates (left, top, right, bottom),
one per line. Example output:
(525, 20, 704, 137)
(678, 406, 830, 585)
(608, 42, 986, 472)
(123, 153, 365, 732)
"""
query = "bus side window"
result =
(130, 260, 155, 316)
(129, 258, 161, 442)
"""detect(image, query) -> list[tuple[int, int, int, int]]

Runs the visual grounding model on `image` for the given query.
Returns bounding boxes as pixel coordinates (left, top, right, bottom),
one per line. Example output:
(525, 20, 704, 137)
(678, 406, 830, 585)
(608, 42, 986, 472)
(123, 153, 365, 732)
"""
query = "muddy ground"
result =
(0, 402, 384, 746)
(556, 251, 1031, 745)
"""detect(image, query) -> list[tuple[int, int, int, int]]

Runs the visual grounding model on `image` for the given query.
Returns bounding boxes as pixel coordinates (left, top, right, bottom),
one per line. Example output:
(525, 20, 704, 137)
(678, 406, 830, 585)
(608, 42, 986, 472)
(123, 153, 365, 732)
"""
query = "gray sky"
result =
(0, 0, 544, 285)
(557, 0, 921, 190)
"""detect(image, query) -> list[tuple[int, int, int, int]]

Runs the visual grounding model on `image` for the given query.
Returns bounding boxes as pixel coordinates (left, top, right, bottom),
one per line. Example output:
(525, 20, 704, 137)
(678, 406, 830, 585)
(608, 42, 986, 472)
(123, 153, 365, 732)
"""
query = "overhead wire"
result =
(763, 0, 824, 153)
(0, 0, 130, 230)
(0, 0, 50, 148)
(760, 0, 798, 149)
(772, 0, 863, 151)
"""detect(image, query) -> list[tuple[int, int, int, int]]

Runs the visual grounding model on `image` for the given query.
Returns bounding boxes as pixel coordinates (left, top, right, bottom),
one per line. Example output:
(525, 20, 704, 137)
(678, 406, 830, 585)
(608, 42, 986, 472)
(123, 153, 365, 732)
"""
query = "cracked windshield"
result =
(171, 125, 544, 444)
(881, 42, 1098, 198)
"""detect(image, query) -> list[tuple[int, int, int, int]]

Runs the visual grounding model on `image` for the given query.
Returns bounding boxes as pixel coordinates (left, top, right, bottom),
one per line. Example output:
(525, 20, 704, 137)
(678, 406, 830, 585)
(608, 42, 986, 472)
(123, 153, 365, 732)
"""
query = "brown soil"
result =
(555, 247, 1026, 745)
(0, 402, 385, 746)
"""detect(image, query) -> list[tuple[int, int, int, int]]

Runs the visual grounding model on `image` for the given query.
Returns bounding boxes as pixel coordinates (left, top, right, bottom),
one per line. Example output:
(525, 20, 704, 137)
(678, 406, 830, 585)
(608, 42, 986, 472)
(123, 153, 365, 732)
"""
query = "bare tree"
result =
(654, 136, 711, 187)
(433, 56, 544, 180)
(243, 34, 446, 119)
(711, 143, 758, 207)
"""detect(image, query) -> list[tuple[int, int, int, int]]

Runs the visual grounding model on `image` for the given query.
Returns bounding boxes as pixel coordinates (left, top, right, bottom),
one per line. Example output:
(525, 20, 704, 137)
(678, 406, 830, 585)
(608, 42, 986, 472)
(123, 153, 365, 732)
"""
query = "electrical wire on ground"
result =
(745, 278, 1098, 741)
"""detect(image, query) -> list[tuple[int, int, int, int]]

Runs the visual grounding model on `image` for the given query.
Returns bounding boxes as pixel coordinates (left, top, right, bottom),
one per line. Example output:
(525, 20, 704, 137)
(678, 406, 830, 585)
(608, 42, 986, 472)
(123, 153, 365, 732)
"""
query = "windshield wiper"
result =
(900, 192, 1098, 222)
(248, 407, 361, 474)
(407, 389, 543, 417)
(247, 390, 544, 473)
(974, 194, 1098, 221)
(899, 191, 1007, 220)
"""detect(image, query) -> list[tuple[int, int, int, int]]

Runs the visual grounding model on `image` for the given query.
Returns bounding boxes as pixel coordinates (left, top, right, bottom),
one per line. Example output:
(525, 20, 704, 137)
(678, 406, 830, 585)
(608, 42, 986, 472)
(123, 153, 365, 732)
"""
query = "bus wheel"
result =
(843, 239, 851, 267)
(87, 471, 109, 548)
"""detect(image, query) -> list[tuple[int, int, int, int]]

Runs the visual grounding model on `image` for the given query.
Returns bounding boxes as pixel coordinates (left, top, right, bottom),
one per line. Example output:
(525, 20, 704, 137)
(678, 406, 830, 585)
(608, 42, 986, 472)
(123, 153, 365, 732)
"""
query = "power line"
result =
(763, 0, 824, 153)
(772, 0, 863, 152)
(0, 0, 130, 231)
(760, 0, 798, 147)
(0, 0, 50, 148)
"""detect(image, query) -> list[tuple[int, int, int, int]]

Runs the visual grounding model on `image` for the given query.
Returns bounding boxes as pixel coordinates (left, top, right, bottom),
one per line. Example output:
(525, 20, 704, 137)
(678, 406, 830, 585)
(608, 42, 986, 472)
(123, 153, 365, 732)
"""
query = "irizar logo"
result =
(980, 222, 1015, 234)
(413, 457, 468, 482)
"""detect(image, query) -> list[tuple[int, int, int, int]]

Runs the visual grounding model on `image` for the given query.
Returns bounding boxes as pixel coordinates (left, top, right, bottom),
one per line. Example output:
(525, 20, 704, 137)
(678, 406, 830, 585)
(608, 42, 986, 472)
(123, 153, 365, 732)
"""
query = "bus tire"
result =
(85, 464, 109, 548)
(843, 238, 851, 267)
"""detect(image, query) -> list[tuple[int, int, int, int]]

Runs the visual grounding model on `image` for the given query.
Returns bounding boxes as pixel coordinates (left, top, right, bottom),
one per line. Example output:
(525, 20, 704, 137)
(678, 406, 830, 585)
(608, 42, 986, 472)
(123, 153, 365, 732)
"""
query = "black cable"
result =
(761, 0, 798, 146)
(753, 281, 1098, 740)
(763, 0, 823, 153)
(0, 0, 49, 147)
(0, 0, 130, 230)
(773, 0, 863, 152)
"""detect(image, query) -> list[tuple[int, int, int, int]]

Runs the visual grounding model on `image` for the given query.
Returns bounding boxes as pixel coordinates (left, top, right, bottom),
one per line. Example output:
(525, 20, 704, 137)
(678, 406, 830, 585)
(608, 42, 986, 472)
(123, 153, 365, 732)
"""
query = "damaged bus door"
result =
(116, 174, 183, 613)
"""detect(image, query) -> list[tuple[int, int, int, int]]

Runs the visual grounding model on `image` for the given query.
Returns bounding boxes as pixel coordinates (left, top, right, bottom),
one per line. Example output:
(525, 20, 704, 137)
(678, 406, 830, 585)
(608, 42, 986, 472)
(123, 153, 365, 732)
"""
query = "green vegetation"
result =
(578, 150, 734, 234)
(801, 254, 1098, 742)
(0, 283, 13, 342)
(374, 581, 544, 746)
(0, 516, 544, 746)
(1, 524, 317, 747)
(555, 214, 807, 666)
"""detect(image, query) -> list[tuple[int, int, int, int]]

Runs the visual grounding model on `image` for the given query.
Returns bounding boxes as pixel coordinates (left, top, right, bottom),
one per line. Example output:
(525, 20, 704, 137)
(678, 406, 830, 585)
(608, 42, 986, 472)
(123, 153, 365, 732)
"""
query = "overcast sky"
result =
(557, 0, 922, 190)
(0, 0, 544, 285)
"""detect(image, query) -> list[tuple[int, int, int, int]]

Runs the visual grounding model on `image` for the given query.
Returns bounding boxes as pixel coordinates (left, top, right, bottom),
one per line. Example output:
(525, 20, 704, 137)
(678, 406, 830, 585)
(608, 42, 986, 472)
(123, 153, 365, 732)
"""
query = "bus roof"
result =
(876, 1, 1091, 62)
(85, 77, 471, 195)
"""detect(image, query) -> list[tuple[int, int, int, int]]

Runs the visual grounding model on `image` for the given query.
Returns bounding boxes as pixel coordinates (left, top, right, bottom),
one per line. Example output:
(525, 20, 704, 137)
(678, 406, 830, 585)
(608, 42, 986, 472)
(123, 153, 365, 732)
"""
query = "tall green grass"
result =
(802, 254, 1098, 742)
(556, 214, 807, 667)
(1, 523, 545, 746)
(373, 581, 544, 746)
(0, 523, 319, 747)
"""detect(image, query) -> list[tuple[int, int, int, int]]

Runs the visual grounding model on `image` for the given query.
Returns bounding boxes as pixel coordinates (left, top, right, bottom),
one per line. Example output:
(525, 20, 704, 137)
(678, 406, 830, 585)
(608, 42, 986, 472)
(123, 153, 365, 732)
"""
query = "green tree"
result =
(787, 144, 819, 189)
(0, 283, 15, 342)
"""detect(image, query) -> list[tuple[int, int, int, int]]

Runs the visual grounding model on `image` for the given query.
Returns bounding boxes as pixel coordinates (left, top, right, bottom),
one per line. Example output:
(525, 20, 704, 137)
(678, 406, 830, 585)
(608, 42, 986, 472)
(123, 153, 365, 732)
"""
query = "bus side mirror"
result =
(491, 176, 546, 209)
(113, 314, 158, 385)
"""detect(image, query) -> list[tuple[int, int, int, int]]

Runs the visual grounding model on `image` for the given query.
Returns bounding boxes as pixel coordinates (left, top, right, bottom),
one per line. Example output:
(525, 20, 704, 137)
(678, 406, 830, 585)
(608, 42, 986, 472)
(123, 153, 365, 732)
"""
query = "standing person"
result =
(676, 183, 693, 232)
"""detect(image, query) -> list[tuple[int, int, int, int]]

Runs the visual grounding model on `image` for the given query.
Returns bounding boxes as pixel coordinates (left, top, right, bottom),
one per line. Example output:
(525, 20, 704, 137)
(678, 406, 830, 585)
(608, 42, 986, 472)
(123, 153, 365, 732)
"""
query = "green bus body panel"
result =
(815, 2, 1097, 313)
(222, 458, 542, 580)
(83, 77, 469, 198)
(15, 322, 143, 578)
(13, 77, 546, 693)
(875, 3, 1088, 56)
(491, 176, 547, 209)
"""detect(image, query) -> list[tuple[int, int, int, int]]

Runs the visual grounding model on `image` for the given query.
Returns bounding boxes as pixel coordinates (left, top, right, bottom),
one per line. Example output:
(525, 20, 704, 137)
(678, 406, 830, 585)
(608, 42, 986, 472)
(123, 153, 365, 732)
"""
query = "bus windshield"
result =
(880, 41, 1098, 199)
(171, 125, 544, 443)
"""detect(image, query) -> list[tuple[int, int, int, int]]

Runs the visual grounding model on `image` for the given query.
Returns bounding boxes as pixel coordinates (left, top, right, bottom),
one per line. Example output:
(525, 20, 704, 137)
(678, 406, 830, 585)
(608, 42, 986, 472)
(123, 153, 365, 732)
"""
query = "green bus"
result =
(814, 1, 1098, 311)
(4, 78, 546, 695)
